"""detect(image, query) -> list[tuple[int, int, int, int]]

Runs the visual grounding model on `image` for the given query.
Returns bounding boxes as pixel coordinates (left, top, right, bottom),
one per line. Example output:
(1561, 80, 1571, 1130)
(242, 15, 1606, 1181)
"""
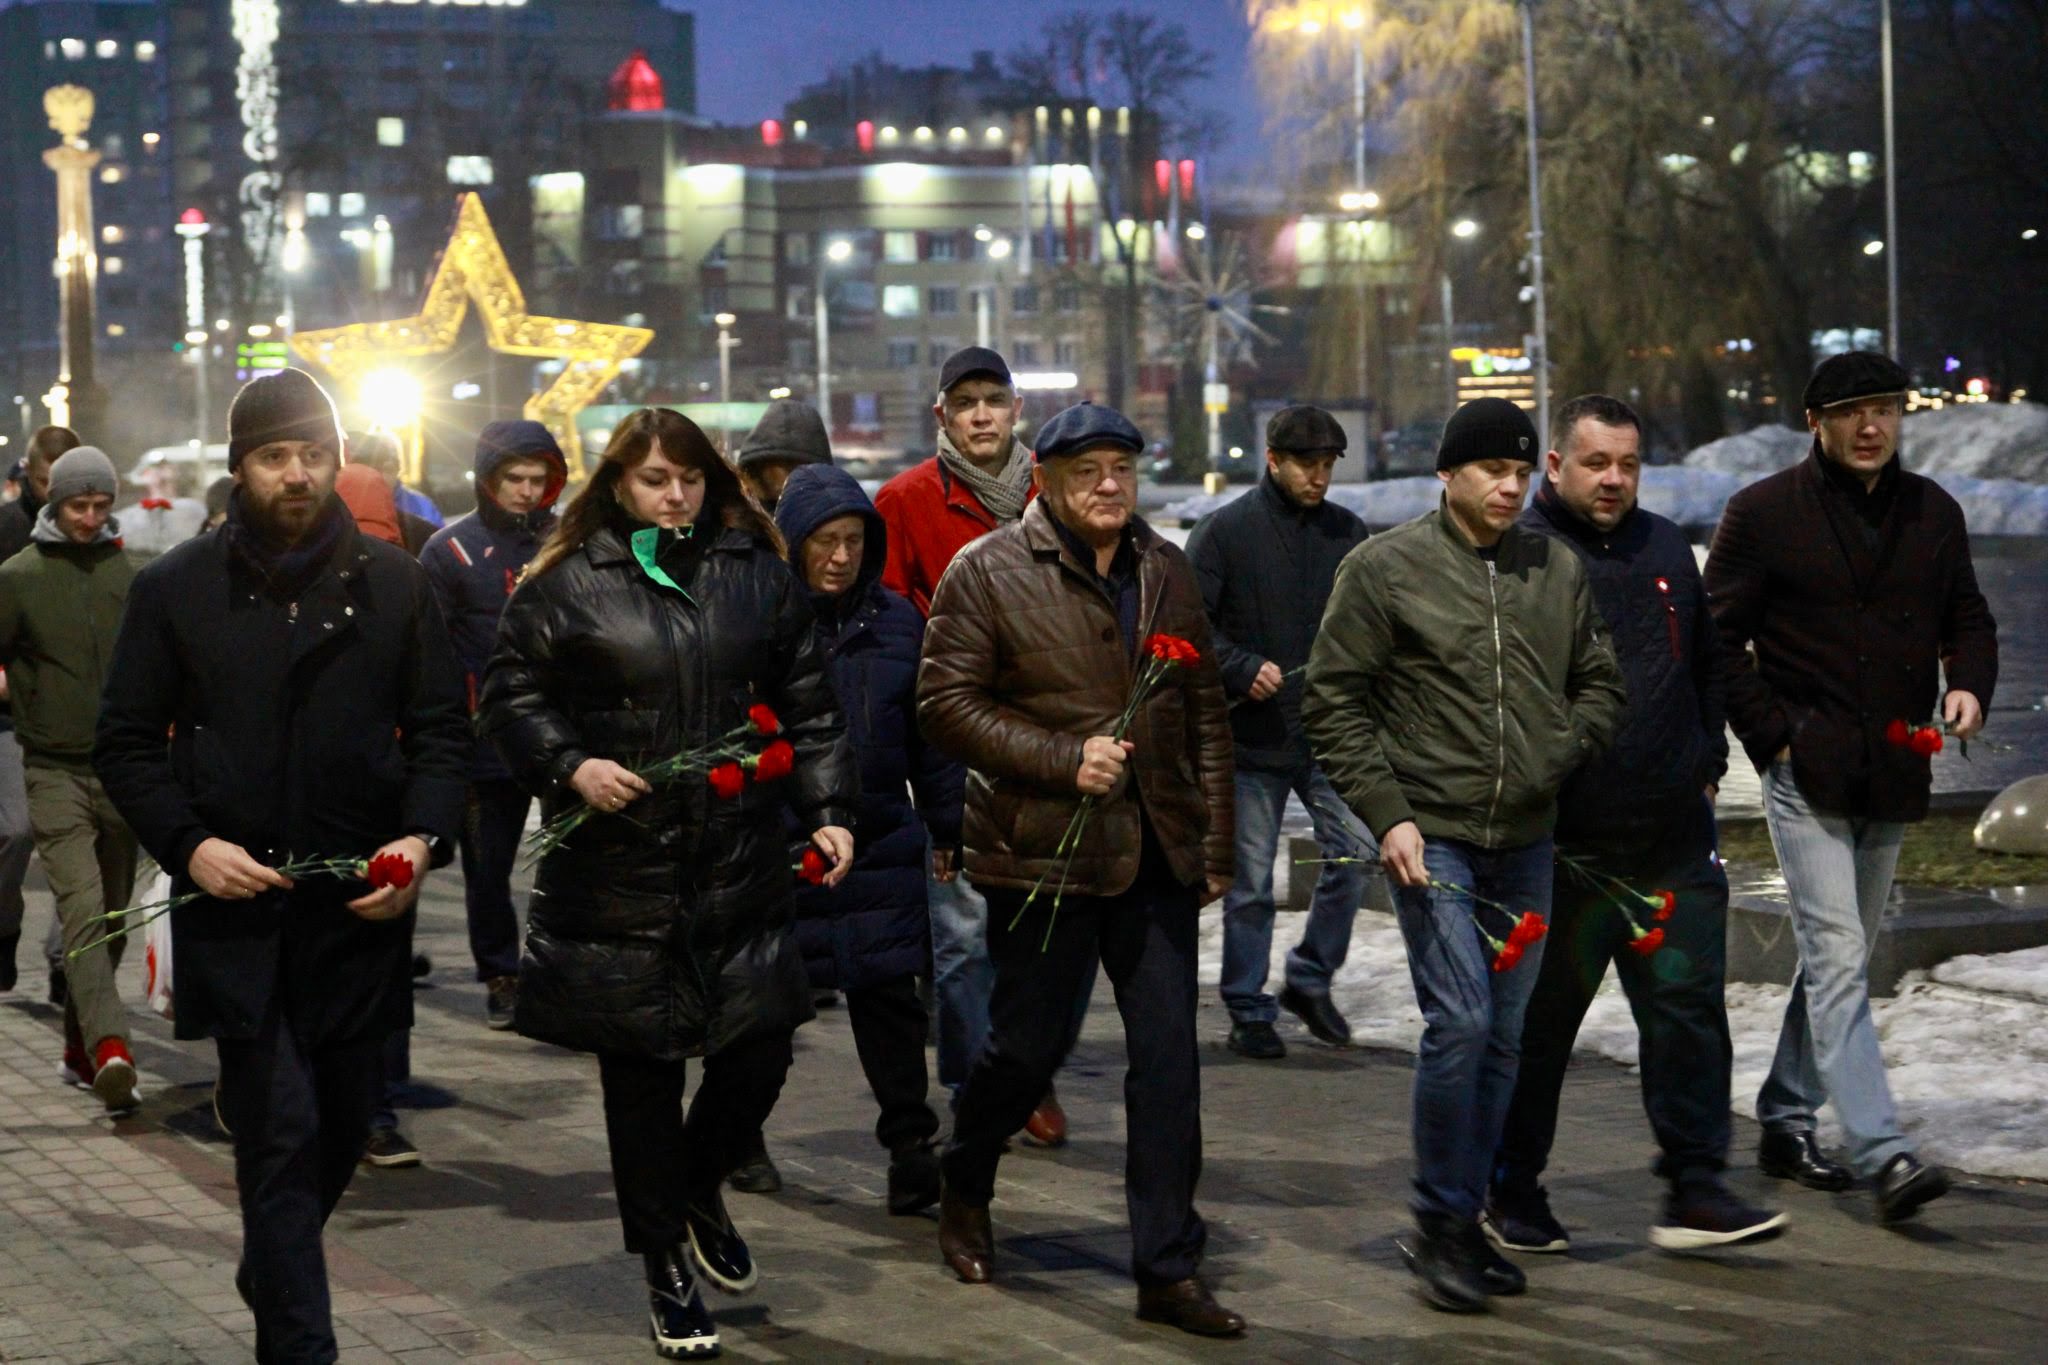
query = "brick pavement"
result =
(4, 870, 2048, 1363)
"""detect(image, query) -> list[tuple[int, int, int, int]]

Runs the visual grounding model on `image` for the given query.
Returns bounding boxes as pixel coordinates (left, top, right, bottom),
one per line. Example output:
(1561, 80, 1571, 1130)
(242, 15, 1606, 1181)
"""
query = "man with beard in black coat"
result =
(96, 368, 468, 1363)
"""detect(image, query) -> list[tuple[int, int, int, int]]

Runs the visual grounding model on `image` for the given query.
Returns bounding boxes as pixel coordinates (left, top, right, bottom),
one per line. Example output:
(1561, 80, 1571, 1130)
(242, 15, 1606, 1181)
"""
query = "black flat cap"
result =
(1267, 405, 1348, 456)
(1032, 401, 1143, 463)
(938, 346, 1013, 395)
(1804, 351, 1911, 411)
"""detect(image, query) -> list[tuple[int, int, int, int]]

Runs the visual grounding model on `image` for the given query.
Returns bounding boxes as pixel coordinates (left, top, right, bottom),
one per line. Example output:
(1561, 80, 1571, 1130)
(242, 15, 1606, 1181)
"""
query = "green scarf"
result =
(630, 523, 696, 597)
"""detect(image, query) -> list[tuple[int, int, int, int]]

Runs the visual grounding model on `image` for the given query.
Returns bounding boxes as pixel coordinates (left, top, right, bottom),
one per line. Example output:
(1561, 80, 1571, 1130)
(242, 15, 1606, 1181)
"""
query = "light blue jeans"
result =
(1391, 835, 1553, 1220)
(1220, 764, 1375, 1024)
(1755, 759, 1911, 1177)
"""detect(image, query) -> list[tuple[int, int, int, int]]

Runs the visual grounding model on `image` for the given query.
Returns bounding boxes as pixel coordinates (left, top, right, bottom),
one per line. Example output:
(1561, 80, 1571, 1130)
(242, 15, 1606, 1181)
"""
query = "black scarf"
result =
(224, 486, 349, 599)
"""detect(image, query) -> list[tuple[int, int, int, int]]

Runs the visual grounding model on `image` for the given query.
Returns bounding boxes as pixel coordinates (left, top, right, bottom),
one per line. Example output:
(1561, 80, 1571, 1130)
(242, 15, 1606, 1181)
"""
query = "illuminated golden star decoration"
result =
(290, 192, 652, 479)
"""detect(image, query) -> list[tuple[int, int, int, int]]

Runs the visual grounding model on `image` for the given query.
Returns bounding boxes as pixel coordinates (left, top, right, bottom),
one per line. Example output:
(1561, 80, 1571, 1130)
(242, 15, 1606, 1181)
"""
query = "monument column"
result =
(41, 84, 109, 443)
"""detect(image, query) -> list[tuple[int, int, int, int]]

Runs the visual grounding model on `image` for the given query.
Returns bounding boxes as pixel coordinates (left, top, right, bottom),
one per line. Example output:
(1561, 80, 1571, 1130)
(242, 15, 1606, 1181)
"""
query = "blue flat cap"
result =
(1032, 401, 1143, 463)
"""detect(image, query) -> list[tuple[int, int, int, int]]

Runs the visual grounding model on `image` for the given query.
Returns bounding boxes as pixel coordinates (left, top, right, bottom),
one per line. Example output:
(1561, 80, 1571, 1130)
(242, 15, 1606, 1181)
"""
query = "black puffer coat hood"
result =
(479, 507, 857, 1060)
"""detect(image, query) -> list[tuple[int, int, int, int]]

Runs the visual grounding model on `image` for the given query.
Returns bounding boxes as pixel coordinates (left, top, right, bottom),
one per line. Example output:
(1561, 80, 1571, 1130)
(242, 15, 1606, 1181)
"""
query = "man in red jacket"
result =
(875, 347, 1074, 1146)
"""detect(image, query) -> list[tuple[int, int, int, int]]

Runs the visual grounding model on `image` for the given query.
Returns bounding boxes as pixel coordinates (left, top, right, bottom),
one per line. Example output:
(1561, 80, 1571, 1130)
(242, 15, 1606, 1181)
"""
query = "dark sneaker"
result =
(1398, 1212, 1489, 1313)
(1483, 1185, 1568, 1253)
(0, 932, 18, 993)
(411, 952, 433, 982)
(362, 1128, 422, 1169)
(684, 1190, 757, 1295)
(1874, 1153, 1951, 1224)
(887, 1143, 941, 1216)
(1473, 1229, 1527, 1295)
(646, 1249, 720, 1358)
(1758, 1127, 1853, 1191)
(485, 976, 518, 1031)
(1650, 1180, 1787, 1251)
(1226, 1020, 1287, 1060)
(1278, 984, 1353, 1047)
(726, 1136, 782, 1195)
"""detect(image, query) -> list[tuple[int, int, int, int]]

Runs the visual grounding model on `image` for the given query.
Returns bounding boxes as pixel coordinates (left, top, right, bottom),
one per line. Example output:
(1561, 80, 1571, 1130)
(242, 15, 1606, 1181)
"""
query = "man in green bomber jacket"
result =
(0, 446, 142, 1116)
(1304, 398, 1625, 1314)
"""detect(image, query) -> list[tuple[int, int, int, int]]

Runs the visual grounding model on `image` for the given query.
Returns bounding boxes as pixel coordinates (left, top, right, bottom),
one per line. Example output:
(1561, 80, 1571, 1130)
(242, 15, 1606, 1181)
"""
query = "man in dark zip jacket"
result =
(1305, 397, 1625, 1314)
(421, 420, 568, 1030)
(1492, 395, 1783, 1257)
(95, 369, 468, 1364)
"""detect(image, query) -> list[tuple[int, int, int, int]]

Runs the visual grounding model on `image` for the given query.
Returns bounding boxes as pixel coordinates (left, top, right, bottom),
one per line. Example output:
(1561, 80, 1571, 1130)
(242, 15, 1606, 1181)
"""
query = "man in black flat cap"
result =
(1304, 397, 1624, 1313)
(1705, 351, 1997, 1225)
(918, 401, 1242, 1335)
(1187, 406, 1372, 1059)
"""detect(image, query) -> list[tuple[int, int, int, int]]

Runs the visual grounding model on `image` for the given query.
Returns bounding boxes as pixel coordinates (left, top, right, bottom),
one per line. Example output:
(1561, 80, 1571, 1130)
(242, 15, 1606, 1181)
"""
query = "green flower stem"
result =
(67, 854, 375, 960)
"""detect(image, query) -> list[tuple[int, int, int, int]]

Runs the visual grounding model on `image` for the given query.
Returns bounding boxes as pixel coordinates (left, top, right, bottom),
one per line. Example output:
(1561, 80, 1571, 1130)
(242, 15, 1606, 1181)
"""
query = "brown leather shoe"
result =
(937, 1190, 993, 1284)
(1137, 1277, 1246, 1337)
(1021, 1086, 1068, 1147)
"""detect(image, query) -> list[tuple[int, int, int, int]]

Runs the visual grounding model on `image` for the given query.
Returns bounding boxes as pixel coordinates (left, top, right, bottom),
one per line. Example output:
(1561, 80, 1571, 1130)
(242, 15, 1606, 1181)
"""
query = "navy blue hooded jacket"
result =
(1521, 477, 1726, 846)
(422, 421, 567, 781)
(773, 464, 964, 991)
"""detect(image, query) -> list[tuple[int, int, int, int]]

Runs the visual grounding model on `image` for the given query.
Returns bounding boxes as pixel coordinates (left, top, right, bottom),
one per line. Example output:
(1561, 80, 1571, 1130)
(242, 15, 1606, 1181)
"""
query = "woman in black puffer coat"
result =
(748, 463, 963, 1214)
(480, 408, 855, 1359)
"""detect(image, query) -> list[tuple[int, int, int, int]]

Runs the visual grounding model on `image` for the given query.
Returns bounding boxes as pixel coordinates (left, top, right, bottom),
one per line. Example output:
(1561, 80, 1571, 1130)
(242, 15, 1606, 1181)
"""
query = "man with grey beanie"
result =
(0, 445, 142, 1114)
(735, 398, 831, 514)
(1305, 397, 1624, 1312)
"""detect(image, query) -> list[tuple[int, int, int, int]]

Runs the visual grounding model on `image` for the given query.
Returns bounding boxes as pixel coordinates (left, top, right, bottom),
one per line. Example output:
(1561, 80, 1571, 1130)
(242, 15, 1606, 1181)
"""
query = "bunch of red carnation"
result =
(1884, 718, 1944, 757)
(1488, 910, 1550, 973)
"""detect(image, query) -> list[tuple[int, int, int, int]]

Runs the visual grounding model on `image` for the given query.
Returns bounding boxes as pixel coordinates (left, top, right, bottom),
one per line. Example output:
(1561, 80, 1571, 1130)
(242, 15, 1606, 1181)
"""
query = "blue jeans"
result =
(1392, 835, 1553, 1221)
(1221, 764, 1375, 1024)
(1755, 760, 1910, 1177)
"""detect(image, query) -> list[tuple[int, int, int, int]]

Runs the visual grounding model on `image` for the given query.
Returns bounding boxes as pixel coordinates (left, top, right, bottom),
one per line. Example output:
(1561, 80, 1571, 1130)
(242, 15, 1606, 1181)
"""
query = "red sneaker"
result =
(1020, 1087, 1068, 1148)
(90, 1039, 139, 1115)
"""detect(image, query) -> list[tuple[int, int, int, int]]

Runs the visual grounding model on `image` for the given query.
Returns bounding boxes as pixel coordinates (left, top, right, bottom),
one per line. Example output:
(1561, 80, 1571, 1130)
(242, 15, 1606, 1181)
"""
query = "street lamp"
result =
(1880, 0, 1900, 356)
(714, 311, 740, 455)
(1442, 220, 1480, 420)
(1517, 0, 1552, 453)
(816, 236, 853, 421)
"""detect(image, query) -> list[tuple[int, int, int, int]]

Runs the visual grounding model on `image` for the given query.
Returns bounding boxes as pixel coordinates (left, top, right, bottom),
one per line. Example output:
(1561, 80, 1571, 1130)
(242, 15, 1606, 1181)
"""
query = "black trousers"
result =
(598, 1032, 794, 1254)
(844, 974, 941, 1152)
(458, 778, 530, 981)
(216, 1011, 383, 1365)
(942, 843, 1206, 1287)
(1495, 800, 1734, 1191)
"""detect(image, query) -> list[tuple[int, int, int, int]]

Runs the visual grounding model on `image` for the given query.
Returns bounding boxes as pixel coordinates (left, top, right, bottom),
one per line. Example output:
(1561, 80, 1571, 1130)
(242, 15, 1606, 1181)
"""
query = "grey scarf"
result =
(936, 431, 1033, 524)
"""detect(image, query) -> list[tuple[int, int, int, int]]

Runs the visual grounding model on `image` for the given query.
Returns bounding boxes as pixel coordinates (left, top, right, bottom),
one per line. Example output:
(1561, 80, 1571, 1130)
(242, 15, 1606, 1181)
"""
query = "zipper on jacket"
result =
(1655, 575, 1681, 660)
(1484, 559, 1506, 845)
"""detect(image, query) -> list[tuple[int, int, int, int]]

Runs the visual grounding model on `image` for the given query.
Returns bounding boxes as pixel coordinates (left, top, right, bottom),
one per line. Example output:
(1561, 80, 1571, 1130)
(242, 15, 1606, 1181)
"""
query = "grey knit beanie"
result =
(45, 446, 119, 507)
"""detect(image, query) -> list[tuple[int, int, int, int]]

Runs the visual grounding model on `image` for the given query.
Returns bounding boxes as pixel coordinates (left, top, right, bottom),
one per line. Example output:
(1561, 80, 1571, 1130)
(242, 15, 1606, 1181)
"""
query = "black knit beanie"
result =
(1437, 397, 1539, 472)
(227, 369, 344, 471)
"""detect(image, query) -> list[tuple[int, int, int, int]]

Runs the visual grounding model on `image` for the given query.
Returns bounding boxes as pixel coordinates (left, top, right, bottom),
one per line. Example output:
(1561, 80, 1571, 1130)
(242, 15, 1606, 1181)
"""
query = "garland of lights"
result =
(232, 0, 282, 258)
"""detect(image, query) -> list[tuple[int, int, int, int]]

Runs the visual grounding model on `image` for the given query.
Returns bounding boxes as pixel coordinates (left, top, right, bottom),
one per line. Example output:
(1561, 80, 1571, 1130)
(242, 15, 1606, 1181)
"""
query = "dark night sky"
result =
(669, 0, 1259, 173)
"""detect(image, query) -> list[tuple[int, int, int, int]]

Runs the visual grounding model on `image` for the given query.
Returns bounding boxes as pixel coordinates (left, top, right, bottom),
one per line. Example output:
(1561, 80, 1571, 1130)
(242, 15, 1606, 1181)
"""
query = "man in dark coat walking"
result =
(1706, 352, 1997, 1224)
(1492, 395, 1783, 1255)
(771, 462, 963, 1214)
(95, 369, 469, 1363)
(421, 420, 568, 1030)
(1188, 404, 1372, 1059)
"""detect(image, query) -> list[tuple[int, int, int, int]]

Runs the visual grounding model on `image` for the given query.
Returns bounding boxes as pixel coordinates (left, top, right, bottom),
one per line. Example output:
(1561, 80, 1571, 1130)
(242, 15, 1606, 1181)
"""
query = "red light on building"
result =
(856, 119, 875, 154)
(1178, 159, 1196, 199)
(607, 50, 666, 113)
(761, 119, 783, 148)
(178, 207, 206, 226)
(1154, 160, 1171, 198)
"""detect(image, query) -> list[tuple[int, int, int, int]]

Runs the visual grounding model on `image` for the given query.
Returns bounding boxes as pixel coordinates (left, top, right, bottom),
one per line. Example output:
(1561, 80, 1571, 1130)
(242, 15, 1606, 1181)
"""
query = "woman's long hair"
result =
(527, 408, 784, 580)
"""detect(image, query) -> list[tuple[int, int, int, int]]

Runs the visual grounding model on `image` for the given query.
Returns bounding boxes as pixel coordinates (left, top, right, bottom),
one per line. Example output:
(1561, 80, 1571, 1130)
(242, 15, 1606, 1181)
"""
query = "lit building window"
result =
(446, 155, 494, 186)
(135, 41, 157, 61)
(99, 166, 123, 185)
(339, 192, 367, 217)
(102, 225, 124, 244)
(377, 117, 405, 147)
(305, 192, 332, 218)
(106, 323, 127, 337)
(142, 131, 161, 148)
(103, 257, 124, 275)
(882, 231, 917, 263)
(96, 39, 119, 58)
(881, 285, 920, 318)
(61, 38, 86, 60)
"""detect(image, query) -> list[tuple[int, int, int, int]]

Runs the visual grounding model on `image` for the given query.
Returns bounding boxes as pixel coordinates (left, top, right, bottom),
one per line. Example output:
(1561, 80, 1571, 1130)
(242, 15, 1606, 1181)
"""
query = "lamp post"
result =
(1342, 6, 1373, 455)
(41, 85, 108, 440)
(175, 208, 212, 451)
(1443, 218, 1480, 419)
(1517, 0, 1551, 453)
(714, 311, 740, 456)
(1880, 0, 1900, 356)
(815, 236, 852, 425)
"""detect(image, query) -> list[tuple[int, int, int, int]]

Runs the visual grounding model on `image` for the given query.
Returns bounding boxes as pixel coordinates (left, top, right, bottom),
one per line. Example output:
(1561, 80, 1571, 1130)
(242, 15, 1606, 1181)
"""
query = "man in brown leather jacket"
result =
(917, 401, 1241, 1337)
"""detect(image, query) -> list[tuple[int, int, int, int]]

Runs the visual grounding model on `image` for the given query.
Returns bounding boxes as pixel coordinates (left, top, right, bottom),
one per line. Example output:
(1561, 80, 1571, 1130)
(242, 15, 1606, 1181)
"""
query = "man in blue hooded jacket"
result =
(421, 421, 567, 1029)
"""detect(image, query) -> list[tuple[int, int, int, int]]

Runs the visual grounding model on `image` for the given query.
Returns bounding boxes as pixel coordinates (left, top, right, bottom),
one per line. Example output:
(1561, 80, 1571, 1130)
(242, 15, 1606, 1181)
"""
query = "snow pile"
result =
(1202, 901, 2048, 1181)
(1685, 402, 2048, 480)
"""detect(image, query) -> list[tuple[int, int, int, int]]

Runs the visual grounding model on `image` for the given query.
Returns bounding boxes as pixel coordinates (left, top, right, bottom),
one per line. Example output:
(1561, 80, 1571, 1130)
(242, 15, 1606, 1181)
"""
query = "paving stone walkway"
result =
(3, 870, 2047, 1362)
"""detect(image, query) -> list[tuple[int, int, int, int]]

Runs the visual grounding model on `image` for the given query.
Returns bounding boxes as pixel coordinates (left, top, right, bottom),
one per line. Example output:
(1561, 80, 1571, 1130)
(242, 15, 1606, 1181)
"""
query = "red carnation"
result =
(1145, 633, 1200, 666)
(1490, 943, 1525, 973)
(1907, 726, 1944, 757)
(707, 762, 746, 800)
(365, 851, 415, 891)
(1654, 889, 1677, 922)
(752, 739, 796, 783)
(797, 847, 829, 885)
(1506, 911, 1548, 949)
(1884, 718, 1911, 747)
(1628, 927, 1665, 956)
(748, 703, 781, 736)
